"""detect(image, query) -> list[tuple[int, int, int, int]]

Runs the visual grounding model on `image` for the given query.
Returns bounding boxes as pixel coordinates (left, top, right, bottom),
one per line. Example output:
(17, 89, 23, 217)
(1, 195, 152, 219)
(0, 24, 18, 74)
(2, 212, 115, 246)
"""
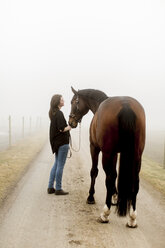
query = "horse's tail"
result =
(117, 105, 137, 216)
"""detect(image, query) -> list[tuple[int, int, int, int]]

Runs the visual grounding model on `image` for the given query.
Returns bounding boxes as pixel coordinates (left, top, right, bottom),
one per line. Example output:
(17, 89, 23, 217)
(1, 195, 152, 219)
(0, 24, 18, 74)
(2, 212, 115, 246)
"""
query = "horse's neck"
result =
(87, 100, 102, 114)
(81, 89, 108, 114)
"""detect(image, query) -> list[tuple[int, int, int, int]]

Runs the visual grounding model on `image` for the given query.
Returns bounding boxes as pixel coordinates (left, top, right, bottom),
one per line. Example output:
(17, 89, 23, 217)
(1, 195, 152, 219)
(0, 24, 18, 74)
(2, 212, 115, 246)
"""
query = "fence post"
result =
(29, 117, 32, 134)
(22, 116, 24, 138)
(40, 117, 42, 129)
(9, 115, 11, 147)
(164, 137, 165, 169)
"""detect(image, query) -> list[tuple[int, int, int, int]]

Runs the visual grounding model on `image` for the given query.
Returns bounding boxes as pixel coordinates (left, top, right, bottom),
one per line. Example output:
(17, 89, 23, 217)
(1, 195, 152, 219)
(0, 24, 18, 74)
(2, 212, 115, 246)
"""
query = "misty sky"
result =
(0, 0, 165, 130)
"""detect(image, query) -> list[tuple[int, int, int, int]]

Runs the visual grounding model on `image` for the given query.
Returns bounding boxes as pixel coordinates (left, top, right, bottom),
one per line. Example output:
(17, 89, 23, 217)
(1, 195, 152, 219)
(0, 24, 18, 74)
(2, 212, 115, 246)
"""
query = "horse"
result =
(69, 87, 145, 227)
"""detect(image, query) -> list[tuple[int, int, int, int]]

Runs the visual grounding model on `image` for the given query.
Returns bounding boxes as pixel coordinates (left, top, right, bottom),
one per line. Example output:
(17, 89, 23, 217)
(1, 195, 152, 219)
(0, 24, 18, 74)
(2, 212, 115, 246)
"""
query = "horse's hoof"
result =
(86, 196, 95, 204)
(97, 216, 109, 224)
(86, 199, 95, 204)
(126, 223, 138, 228)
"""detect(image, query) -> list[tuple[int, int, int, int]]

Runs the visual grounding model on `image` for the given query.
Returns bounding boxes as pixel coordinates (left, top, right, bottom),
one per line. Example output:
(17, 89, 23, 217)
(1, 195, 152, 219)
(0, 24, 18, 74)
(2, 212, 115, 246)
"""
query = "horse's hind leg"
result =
(127, 198, 138, 228)
(126, 176, 139, 228)
(98, 153, 117, 223)
(127, 159, 141, 228)
(87, 144, 100, 204)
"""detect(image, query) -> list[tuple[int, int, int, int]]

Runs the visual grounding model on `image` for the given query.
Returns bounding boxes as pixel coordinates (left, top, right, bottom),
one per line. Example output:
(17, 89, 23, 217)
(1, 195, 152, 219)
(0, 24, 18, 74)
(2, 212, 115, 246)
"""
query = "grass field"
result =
(141, 156, 165, 195)
(141, 129, 165, 195)
(0, 131, 47, 205)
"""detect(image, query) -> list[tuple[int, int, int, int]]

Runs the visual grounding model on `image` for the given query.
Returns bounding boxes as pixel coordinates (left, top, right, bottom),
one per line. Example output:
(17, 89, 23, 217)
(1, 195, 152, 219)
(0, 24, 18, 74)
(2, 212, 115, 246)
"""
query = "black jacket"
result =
(49, 109, 70, 154)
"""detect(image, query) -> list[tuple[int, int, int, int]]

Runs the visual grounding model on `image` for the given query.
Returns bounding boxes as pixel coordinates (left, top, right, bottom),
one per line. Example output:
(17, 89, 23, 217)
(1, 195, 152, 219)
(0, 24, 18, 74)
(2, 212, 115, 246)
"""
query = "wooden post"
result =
(36, 117, 38, 130)
(164, 137, 165, 169)
(9, 115, 11, 147)
(29, 117, 32, 134)
(22, 116, 24, 138)
(40, 117, 42, 129)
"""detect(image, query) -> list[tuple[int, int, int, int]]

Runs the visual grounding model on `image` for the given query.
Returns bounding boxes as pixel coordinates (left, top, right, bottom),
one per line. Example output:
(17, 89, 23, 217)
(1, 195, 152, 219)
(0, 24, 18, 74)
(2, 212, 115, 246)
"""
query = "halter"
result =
(68, 95, 82, 156)
(69, 96, 82, 123)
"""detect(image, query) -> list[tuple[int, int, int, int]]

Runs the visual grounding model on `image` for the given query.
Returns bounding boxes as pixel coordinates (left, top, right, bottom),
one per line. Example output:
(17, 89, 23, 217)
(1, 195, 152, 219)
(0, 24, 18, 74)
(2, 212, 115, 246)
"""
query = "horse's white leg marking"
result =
(127, 206, 137, 227)
(111, 193, 118, 205)
(100, 204, 111, 222)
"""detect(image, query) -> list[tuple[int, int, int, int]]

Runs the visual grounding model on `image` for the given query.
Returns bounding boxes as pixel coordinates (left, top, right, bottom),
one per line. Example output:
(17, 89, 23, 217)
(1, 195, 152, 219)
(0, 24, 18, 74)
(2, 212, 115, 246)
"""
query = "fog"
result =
(0, 0, 165, 131)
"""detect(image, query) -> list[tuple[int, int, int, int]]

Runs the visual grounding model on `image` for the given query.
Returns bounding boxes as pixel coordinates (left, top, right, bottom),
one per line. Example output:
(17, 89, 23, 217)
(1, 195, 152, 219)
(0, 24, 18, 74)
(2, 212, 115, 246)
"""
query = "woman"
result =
(48, 94, 71, 195)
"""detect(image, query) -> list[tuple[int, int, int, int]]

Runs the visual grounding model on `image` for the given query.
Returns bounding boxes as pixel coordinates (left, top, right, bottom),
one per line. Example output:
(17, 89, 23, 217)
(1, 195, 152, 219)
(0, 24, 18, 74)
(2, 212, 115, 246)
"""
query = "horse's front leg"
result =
(87, 144, 100, 204)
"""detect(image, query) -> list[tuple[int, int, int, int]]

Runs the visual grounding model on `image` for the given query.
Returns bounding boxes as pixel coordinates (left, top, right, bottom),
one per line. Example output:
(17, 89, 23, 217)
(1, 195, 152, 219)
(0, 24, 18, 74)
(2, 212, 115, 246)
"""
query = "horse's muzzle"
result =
(69, 122, 77, 128)
(69, 114, 81, 128)
(68, 118, 78, 128)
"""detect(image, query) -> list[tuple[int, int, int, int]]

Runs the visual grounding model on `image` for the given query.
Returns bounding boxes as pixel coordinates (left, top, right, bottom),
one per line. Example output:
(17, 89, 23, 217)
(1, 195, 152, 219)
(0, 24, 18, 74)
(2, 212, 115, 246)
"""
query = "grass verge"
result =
(141, 157, 165, 195)
(0, 131, 47, 205)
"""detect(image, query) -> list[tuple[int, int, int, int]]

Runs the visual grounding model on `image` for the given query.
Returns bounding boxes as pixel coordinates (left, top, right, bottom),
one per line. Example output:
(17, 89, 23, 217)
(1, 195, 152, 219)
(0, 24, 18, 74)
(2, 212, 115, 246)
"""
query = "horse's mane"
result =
(78, 89, 108, 104)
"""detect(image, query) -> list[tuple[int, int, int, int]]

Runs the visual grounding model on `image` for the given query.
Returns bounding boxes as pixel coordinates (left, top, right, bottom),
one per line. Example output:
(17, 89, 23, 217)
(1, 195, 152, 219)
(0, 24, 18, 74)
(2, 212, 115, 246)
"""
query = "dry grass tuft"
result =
(0, 132, 47, 205)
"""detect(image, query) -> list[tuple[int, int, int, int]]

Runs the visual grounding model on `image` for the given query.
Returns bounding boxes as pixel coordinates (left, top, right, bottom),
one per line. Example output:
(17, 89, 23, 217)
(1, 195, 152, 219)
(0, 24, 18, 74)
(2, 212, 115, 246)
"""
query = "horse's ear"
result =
(71, 86, 78, 95)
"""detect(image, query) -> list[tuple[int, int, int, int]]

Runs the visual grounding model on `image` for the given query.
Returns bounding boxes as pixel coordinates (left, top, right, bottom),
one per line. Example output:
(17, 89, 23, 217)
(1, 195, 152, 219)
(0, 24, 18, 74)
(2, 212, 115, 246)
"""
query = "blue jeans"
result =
(48, 144, 69, 190)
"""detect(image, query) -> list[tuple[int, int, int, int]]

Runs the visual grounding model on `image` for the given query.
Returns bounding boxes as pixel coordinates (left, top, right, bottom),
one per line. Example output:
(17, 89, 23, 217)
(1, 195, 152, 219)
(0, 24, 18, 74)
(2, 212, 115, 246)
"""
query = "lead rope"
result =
(68, 123, 81, 158)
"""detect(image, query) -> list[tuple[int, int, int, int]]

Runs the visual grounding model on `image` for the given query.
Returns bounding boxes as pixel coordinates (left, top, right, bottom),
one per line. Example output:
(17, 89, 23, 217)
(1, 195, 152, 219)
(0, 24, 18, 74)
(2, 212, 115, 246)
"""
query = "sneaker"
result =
(55, 190, 69, 195)
(47, 188, 56, 194)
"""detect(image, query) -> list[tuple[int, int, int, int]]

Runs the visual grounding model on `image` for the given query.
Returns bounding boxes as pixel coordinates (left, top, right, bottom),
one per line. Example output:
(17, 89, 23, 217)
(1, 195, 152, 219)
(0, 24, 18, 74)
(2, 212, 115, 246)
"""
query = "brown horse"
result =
(69, 87, 145, 227)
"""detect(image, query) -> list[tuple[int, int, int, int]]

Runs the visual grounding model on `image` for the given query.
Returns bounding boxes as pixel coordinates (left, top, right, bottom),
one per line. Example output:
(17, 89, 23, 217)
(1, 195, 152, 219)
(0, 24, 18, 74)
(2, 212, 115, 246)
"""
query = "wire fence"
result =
(0, 116, 165, 168)
(0, 115, 48, 151)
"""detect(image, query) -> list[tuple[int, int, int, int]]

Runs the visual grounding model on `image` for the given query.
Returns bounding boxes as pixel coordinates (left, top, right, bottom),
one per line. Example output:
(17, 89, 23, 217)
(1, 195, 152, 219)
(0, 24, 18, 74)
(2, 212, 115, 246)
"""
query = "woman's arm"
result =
(61, 125, 71, 132)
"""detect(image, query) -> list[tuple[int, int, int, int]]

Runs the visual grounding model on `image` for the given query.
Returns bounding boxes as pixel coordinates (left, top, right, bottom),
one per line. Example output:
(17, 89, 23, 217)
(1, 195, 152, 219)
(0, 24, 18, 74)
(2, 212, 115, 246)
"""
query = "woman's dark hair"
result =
(49, 94, 62, 120)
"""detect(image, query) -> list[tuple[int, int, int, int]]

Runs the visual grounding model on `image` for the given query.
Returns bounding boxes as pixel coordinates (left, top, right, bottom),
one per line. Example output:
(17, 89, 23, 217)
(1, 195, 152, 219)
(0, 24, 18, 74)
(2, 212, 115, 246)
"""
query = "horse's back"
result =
(99, 96, 145, 116)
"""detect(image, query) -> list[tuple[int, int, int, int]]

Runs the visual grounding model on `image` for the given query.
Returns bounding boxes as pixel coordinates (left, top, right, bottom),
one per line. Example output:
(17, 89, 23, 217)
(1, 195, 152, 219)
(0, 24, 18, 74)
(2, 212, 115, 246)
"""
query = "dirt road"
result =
(0, 132, 165, 248)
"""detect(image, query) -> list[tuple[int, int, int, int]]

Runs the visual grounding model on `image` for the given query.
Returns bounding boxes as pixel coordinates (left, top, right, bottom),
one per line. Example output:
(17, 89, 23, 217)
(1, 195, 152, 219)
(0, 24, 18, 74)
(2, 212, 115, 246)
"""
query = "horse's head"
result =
(69, 87, 89, 128)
